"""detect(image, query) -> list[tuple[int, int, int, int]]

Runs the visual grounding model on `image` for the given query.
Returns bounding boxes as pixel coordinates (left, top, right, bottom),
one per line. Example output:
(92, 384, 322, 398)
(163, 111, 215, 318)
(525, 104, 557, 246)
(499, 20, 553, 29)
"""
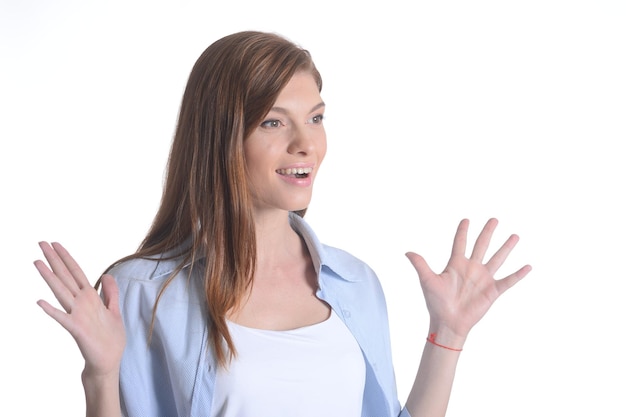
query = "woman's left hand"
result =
(406, 218, 532, 344)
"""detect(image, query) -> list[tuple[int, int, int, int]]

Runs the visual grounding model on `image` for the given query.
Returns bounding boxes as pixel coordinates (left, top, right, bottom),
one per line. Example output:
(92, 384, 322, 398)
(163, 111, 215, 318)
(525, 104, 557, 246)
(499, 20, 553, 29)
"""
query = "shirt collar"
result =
(289, 212, 361, 283)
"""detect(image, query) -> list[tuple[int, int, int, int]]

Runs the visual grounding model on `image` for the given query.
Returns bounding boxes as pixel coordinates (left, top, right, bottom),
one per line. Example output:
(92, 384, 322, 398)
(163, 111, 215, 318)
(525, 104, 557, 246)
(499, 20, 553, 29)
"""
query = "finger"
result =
(495, 264, 532, 295)
(485, 233, 519, 274)
(450, 219, 469, 258)
(38, 241, 81, 296)
(51, 242, 91, 290)
(36, 299, 73, 333)
(470, 218, 498, 262)
(34, 259, 76, 312)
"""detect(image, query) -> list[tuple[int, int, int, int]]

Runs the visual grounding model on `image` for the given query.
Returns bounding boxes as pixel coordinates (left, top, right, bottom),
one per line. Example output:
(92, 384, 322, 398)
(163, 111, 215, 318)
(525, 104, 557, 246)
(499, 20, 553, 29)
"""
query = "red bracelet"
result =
(426, 333, 463, 352)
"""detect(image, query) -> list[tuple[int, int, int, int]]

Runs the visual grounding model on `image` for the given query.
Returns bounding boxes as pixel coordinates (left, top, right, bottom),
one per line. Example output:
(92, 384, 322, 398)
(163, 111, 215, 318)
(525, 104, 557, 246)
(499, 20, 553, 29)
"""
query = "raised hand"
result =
(34, 242, 126, 377)
(406, 218, 532, 344)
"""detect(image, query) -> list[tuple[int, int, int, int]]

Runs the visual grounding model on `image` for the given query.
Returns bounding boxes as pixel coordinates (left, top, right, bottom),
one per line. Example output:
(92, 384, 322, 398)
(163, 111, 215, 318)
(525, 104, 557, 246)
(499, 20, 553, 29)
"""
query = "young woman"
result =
(34, 31, 531, 417)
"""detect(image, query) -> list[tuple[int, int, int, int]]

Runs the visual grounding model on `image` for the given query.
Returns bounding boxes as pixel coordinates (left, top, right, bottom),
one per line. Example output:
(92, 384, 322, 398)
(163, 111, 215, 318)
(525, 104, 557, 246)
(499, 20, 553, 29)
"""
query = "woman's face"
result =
(244, 71, 327, 215)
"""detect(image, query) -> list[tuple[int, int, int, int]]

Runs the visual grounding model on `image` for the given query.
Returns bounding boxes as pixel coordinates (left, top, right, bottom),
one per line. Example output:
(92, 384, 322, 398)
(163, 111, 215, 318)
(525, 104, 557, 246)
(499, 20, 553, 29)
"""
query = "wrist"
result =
(81, 367, 120, 387)
(426, 324, 467, 352)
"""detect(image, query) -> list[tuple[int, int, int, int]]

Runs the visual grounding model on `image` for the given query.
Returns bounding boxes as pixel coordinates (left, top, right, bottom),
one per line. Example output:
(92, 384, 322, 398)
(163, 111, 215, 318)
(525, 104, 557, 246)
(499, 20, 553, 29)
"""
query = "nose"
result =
(287, 124, 317, 155)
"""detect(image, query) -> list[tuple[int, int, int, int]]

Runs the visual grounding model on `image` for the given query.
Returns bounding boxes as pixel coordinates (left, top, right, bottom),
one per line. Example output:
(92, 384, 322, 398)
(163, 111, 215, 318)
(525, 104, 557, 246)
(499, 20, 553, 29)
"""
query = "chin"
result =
(286, 195, 313, 212)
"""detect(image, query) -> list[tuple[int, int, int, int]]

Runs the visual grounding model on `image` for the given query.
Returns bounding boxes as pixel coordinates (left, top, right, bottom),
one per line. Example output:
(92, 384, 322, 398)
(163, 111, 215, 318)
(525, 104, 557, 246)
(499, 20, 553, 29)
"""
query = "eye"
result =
(260, 119, 283, 128)
(307, 114, 324, 124)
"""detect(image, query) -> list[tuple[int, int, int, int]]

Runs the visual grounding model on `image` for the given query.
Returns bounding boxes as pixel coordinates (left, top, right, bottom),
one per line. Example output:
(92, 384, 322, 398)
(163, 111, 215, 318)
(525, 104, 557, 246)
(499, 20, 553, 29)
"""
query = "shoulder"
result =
(107, 252, 205, 312)
(320, 243, 378, 282)
(108, 255, 183, 284)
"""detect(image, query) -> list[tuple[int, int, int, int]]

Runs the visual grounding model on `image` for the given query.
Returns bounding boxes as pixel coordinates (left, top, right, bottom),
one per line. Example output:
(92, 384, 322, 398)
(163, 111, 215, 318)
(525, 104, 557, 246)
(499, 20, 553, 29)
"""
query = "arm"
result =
(34, 242, 126, 417)
(403, 219, 531, 417)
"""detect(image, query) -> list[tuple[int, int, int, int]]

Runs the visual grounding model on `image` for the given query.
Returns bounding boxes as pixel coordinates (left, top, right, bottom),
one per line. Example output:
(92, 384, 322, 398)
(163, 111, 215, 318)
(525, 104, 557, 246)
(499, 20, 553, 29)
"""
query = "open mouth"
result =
(276, 167, 313, 179)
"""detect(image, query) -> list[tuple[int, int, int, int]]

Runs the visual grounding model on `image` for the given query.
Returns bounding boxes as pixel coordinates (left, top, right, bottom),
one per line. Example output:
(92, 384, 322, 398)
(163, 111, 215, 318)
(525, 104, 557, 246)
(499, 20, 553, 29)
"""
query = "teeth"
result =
(276, 167, 313, 175)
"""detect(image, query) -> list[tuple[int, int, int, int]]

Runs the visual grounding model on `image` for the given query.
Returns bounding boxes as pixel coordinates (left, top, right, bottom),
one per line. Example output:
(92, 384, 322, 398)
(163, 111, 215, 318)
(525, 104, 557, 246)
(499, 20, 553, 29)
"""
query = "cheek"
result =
(318, 133, 328, 162)
(243, 141, 267, 174)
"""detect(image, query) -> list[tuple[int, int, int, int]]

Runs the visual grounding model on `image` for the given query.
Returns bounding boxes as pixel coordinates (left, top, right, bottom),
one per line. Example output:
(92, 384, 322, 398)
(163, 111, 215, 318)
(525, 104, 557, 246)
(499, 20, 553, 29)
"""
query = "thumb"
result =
(100, 274, 121, 314)
(405, 252, 435, 283)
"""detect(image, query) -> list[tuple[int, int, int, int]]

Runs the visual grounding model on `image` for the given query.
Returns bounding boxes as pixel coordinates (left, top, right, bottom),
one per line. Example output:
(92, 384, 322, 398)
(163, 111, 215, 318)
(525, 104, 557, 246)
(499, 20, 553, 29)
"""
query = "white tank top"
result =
(211, 310, 366, 417)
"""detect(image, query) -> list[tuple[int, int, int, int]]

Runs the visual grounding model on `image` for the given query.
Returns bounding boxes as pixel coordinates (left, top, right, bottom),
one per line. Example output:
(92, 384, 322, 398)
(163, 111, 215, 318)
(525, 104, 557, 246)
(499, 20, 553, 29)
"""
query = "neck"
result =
(253, 209, 303, 268)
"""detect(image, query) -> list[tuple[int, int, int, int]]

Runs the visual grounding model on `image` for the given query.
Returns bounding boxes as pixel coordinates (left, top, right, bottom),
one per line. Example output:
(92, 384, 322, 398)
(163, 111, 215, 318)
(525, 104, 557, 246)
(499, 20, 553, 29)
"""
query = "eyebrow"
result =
(269, 101, 326, 115)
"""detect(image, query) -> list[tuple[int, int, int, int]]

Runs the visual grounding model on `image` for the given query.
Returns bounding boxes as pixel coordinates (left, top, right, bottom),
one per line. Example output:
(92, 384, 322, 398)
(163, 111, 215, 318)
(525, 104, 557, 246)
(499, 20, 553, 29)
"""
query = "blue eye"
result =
(308, 114, 324, 124)
(260, 119, 282, 128)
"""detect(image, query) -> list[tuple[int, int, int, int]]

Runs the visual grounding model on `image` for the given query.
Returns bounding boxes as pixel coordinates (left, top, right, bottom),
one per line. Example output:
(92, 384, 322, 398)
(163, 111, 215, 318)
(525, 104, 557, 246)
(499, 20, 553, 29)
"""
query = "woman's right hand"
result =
(34, 242, 126, 378)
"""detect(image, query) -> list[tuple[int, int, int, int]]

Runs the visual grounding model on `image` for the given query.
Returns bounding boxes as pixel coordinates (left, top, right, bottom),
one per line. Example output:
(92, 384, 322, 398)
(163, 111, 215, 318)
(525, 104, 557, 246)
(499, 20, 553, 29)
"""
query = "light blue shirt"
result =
(110, 213, 411, 417)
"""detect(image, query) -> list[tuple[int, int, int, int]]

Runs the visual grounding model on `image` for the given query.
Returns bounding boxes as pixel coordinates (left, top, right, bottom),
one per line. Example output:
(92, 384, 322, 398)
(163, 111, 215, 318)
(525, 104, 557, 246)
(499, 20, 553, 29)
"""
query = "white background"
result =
(2, 0, 625, 415)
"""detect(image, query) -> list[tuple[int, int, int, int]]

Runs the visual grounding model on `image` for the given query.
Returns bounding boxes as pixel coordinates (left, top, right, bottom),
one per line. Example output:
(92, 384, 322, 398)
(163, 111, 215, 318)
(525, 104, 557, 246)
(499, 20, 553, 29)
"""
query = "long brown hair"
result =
(104, 31, 322, 366)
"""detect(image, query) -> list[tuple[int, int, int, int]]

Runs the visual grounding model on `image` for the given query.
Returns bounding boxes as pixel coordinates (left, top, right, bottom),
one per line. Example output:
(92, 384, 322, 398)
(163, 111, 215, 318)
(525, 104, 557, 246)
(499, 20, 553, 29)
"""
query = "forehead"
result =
(271, 72, 323, 111)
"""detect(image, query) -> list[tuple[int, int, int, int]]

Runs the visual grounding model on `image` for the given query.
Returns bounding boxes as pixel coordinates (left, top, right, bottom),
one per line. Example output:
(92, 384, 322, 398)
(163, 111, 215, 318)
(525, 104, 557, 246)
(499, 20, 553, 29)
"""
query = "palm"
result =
(407, 218, 531, 338)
